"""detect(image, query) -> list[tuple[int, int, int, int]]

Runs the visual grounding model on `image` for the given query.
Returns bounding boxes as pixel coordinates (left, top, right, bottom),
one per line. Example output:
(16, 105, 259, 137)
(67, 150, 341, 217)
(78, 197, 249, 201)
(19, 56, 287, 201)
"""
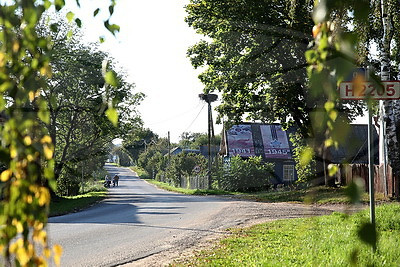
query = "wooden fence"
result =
(333, 164, 399, 197)
(180, 175, 208, 190)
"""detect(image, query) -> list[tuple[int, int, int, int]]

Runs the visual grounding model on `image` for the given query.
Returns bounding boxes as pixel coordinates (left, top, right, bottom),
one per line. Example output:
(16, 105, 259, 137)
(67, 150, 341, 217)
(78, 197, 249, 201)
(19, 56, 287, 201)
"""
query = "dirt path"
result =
(121, 197, 363, 267)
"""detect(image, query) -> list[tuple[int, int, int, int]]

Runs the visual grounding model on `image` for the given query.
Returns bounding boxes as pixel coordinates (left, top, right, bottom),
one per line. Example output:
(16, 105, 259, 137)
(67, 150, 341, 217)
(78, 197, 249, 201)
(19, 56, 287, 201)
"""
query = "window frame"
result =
(283, 165, 295, 182)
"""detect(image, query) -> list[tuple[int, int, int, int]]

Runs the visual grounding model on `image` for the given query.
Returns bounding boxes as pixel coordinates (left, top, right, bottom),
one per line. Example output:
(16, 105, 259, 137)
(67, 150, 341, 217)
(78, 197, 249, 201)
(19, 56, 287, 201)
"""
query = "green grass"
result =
(146, 179, 231, 195)
(49, 191, 107, 217)
(174, 203, 400, 266)
(130, 166, 150, 179)
(242, 186, 389, 204)
(141, 178, 390, 205)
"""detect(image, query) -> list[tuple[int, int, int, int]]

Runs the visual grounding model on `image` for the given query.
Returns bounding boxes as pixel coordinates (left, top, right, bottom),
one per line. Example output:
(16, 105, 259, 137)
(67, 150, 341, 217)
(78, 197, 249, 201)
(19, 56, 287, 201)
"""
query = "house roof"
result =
(167, 147, 202, 156)
(329, 124, 378, 164)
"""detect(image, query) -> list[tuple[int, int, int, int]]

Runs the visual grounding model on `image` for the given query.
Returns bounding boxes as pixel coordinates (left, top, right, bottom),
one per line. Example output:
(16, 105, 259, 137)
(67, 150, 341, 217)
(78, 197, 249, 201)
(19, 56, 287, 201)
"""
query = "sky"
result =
(66, 0, 222, 143)
(65, 1, 367, 144)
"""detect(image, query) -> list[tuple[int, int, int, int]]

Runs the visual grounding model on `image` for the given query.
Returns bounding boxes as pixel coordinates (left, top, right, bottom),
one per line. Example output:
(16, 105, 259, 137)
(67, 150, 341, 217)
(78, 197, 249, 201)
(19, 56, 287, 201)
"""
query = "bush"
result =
(131, 166, 151, 179)
(92, 168, 109, 181)
(80, 180, 105, 194)
(57, 174, 81, 196)
(163, 153, 207, 187)
(138, 150, 167, 178)
(218, 155, 273, 192)
(290, 132, 316, 184)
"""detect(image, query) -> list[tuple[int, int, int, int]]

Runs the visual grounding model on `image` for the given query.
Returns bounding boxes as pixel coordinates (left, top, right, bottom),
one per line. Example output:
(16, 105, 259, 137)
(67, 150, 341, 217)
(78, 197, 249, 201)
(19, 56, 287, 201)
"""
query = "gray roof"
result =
(329, 124, 378, 164)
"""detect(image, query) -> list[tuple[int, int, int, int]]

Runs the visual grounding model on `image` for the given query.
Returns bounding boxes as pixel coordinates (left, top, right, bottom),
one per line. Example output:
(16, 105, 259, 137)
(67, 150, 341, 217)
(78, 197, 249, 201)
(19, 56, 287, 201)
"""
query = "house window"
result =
(283, 165, 295, 182)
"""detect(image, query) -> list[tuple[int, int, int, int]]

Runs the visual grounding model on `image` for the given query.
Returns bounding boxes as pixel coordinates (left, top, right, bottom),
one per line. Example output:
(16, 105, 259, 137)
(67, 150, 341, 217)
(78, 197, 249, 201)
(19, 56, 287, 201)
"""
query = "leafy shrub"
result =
(218, 155, 273, 192)
(57, 174, 81, 196)
(138, 150, 167, 178)
(131, 166, 151, 179)
(80, 180, 105, 194)
(162, 153, 207, 187)
(290, 132, 316, 184)
(92, 168, 109, 181)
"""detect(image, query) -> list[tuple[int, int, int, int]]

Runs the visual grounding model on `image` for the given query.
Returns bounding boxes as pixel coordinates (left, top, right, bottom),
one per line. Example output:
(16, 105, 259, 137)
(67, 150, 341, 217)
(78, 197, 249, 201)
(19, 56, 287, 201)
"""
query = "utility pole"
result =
(81, 162, 84, 193)
(168, 131, 171, 165)
(199, 93, 218, 189)
(368, 98, 375, 226)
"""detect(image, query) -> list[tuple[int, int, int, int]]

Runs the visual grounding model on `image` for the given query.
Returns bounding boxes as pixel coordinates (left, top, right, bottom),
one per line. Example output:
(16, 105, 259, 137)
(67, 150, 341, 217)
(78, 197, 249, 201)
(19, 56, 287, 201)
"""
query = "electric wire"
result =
(145, 102, 202, 126)
(182, 102, 206, 133)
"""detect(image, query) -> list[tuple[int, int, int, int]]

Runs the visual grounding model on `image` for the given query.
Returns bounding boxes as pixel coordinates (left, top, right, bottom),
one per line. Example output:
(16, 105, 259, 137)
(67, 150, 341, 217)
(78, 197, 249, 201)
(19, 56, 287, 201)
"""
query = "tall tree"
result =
(186, 0, 364, 137)
(38, 18, 144, 184)
(123, 127, 159, 162)
(307, 0, 400, 192)
(185, 0, 367, 185)
(178, 131, 221, 149)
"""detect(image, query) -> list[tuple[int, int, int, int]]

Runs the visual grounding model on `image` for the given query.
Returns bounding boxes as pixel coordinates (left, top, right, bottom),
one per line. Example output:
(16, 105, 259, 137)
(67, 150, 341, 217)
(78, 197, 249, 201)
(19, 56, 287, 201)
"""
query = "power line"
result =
(182, 102, 206, 133)
(146, 102, 202, 126)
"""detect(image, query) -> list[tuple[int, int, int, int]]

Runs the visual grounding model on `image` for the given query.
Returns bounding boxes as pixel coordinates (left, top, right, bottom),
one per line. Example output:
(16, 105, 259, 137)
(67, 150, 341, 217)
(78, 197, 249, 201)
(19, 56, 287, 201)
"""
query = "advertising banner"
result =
(260, 125, 291, 159)
(227, 124, 255, 157)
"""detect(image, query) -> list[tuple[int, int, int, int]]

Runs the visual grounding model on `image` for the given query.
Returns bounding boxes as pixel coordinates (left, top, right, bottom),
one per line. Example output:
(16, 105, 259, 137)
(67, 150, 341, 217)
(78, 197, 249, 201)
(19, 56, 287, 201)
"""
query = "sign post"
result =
(367, 106, 375, 226)
(339, 76, 400, 226)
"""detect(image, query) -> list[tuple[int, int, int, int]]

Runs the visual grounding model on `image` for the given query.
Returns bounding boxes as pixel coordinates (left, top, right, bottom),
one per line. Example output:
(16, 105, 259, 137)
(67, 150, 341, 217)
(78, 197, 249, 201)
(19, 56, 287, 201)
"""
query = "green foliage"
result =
(37, 17, 143, 188)
(137, 138, 169, 177)
(112, 146, 133, 166)
(185, 0, 365, 136)
(0, 1, 121, 265)
(0, 1, 60, 265)
(217, 155, 273, 192)
(177, 204, 400, 266)
(289, 132, 316, 184)
(130, 166, 150, 179)
(56, 173, 80, 197)
(345, 178, 365, 204)
(123, 128, 159, 163)
(161, 153, 207, 187)
(178, 131, 221, 149)
(49, 191, 106, 217)
(80, 179, 106, 194)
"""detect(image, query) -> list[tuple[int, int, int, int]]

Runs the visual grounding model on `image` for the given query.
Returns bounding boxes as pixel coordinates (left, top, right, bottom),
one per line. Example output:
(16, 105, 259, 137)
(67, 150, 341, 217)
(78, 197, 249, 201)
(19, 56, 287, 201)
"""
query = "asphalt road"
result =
(48, 164, 345, 266)
(47, 164, 232, 267)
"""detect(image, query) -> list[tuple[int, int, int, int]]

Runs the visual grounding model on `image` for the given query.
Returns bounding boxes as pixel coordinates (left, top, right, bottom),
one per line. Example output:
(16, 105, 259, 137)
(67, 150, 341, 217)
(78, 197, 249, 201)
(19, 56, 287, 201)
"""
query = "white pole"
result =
(368, 108, 375, 226)
(379, 0, 391, 196)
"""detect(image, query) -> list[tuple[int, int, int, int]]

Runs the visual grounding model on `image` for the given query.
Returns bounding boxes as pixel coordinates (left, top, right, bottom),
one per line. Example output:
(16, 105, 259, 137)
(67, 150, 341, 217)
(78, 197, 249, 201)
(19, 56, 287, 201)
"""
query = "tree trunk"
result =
(384, 101, 400, 197)
(379, 0, 400, 198)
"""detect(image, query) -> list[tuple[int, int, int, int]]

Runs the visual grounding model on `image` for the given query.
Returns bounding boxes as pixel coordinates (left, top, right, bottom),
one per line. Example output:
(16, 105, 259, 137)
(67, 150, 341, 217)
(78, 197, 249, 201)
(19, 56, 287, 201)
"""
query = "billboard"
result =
(226, 124, 255, 157)
(260, 125, 291, 159)
(226, 124, 291, 159)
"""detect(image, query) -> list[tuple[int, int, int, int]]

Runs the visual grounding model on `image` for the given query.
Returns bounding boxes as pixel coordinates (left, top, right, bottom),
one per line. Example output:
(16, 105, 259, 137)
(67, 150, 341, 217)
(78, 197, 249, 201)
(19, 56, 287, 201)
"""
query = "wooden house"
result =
(220, 123, 378, 185)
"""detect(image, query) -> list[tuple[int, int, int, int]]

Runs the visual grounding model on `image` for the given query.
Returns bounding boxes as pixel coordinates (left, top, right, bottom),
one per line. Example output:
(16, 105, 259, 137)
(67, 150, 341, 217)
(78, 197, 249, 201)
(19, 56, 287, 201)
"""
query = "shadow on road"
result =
(49, 164, 230, 229)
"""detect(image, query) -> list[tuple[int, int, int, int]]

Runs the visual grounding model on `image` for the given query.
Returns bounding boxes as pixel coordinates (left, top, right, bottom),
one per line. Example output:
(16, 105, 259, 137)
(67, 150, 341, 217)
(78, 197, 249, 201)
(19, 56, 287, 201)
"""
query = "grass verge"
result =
(147, 179, 231, 195)
(50, 191, 107, 217)
(130, 166, 150, 179)
(138, 177, 390, 205)
(173, 203, 400, 266)
(242, 186, 389, 204)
